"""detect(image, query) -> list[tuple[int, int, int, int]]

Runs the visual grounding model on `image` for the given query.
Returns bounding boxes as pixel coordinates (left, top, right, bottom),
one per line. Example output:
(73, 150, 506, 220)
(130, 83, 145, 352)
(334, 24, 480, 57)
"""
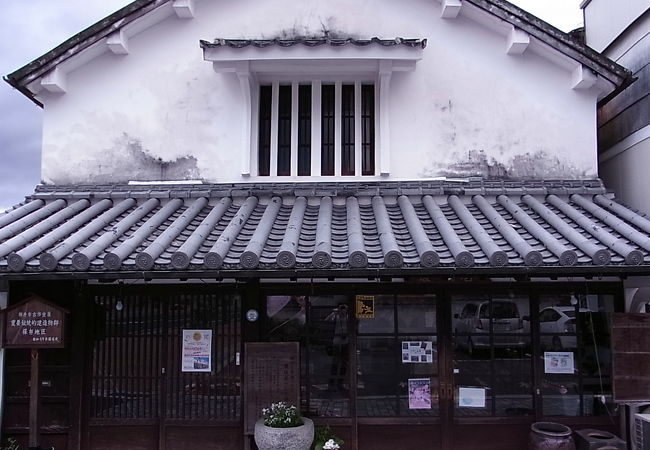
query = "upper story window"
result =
(200, 37, 425, 179)
(258, 82, 375, 177)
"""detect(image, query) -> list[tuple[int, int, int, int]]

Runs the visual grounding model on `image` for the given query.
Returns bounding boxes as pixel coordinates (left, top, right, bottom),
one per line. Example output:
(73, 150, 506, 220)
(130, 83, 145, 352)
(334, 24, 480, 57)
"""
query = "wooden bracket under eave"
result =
(172, 0, 195, 19)
(40, 67, 66, 94)
(572, 65, 598, 90)
(107, 29, 130, 55)
(441, 0, 462, 19)
(506, 27, 530, 55)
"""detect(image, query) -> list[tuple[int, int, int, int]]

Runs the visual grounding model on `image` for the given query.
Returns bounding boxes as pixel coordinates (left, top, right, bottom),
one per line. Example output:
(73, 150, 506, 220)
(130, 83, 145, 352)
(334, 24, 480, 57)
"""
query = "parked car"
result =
(539, 306, 587, 350)
(454, 300, 528, 355)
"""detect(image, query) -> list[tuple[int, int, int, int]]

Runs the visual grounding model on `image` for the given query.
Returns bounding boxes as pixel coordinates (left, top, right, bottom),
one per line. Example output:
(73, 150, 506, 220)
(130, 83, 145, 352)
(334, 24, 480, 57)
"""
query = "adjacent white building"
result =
(583, 0, 650, 212)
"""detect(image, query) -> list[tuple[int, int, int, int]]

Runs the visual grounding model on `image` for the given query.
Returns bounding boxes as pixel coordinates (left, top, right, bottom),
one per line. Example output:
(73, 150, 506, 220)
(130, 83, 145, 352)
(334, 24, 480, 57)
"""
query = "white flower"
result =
(323, 439, 340, 450)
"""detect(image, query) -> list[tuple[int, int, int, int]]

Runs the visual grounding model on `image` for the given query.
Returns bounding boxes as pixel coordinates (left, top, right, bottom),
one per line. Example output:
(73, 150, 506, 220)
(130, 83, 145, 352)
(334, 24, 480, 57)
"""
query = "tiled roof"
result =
(199, 37, 427, 49)
(2, 181, 650, 277)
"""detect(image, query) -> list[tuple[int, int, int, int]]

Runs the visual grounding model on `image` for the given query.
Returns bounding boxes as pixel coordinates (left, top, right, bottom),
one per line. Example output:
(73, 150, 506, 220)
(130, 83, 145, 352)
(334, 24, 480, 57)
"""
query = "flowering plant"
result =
(261, 402, 304, 428)
(323, 439, 341, 450)
(314, 425, 344, 450)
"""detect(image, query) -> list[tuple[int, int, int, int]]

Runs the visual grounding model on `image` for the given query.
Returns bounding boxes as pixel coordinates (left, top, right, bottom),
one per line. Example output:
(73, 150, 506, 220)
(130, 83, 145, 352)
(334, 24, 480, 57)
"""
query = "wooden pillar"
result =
(242, 280, 261, 450)
(243, 280, 261, 343)
(68, 280, 87, 450)
(29, 348, 40, 450)
(0, 281, 8, 443)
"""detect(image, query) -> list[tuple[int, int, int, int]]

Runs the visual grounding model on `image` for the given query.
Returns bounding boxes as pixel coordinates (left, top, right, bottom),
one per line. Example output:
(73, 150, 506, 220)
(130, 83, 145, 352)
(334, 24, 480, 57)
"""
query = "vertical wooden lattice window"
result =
(166, 293, 242, 419)
(362, 84, 375, 176)
(341, 84, 355, 176)
(91, 294, 163, 419)
(257, 85, 272, 176)
(298, 85, 312, 176)
(90, 292, 241, 420)
(258, 82, 375, 177)
(321, 84, 335, 176)
(277, 85, 292, 176)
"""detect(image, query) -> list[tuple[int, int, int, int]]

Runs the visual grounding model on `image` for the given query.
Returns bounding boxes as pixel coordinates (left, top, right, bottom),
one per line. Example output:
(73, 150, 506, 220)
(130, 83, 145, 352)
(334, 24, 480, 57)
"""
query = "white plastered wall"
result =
(38, 0, 602, 184)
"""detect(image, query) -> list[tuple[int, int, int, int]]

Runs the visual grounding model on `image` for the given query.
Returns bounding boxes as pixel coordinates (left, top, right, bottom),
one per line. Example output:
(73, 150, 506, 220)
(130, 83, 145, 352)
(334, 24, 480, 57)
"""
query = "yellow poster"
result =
(356, 295, 375, 318)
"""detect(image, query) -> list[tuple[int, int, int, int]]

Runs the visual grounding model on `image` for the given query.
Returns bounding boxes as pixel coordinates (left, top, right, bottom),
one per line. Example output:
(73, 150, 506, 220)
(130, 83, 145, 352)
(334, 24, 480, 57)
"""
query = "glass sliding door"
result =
(356, 294, 439, 417)
(265, 295, 351, 417)
(451, 294, 533, 418)
(537, 293, 615, 417)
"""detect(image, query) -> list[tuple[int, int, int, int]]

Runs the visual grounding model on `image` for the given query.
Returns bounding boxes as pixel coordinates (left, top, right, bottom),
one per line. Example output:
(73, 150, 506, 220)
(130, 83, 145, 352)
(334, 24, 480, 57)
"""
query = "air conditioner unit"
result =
(633, 413, 650, 450)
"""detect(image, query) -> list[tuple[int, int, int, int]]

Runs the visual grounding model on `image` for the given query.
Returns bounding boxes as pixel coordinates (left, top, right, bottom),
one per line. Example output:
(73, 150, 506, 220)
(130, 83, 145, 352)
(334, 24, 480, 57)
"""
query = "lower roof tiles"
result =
(1, 180, 650, 277)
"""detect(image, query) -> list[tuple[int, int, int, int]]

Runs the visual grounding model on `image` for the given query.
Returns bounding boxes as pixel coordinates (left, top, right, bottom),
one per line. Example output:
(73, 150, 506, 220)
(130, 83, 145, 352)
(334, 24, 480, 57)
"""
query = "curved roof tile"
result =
(1, 180, 650, 276)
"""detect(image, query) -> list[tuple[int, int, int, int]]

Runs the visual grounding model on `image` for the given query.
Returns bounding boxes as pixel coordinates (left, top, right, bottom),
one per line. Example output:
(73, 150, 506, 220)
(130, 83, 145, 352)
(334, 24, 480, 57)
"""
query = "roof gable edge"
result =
(3, 0, 634, 105)
(468, 0, 632, 91)
(4, 0, 167, 103)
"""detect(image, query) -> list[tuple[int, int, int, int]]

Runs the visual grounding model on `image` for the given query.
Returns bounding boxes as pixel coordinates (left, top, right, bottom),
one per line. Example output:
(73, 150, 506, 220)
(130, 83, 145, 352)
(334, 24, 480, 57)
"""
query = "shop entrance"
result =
(261, 284, 620, 450)
(263, 292, 450, 449)
(86, 288, 243, 450)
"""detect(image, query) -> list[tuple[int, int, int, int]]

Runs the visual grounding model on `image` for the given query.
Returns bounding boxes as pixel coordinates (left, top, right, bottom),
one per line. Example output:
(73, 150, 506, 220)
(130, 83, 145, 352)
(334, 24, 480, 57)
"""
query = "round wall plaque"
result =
(246, 309, 259, 322)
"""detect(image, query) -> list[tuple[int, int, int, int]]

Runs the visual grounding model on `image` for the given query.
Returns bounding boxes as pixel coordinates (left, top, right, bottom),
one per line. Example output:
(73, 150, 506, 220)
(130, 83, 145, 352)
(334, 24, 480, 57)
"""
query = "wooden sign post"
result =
(243, 342, 300, 435)
(3, 295, 68, 450)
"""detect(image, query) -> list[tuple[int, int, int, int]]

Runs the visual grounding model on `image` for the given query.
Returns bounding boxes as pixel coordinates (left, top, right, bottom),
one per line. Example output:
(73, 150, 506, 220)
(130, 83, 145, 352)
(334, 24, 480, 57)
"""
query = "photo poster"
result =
(544, 351, 575, 374)
(182, 329, 212, 372)
(408, 378, 432, 409)
(402, 341, 434, 364)
(458, 387, 486, 408)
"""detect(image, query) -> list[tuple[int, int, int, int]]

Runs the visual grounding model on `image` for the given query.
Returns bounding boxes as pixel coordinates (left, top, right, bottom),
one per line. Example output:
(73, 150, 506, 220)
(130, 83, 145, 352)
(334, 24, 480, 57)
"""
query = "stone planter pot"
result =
(254, 417, 314, 450)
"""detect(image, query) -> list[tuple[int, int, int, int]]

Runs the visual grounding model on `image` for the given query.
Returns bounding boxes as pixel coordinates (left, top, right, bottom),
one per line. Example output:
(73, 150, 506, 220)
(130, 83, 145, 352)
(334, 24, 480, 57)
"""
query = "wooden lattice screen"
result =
(90, 293, 241, 420)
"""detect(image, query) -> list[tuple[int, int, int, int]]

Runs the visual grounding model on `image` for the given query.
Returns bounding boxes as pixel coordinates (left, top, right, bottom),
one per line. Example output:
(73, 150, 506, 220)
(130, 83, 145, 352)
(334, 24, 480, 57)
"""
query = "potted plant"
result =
(314, 425, 344, 450)
(254, 402, 314, 450)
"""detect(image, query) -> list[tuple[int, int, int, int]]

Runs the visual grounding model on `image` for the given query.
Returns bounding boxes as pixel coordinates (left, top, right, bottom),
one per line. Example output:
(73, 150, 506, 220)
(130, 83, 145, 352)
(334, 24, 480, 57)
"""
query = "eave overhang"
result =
(200, 38, 426, 74)
(2, 180, 650, 281)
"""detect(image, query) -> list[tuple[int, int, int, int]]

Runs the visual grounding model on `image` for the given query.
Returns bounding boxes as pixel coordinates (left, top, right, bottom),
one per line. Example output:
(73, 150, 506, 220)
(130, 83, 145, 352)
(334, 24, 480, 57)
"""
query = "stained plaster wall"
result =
(39, 0, 602, 185)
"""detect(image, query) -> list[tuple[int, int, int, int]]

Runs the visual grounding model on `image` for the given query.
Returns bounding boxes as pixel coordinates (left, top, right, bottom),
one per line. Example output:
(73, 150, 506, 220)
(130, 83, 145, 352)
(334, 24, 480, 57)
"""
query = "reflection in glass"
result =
(357, 336, 395, 405)
(539, 294, 614, 417)
(357, 295, 438, 417)
(452, 295, 533, 417)
(265, 295, 350, 417)
(453, 295, 529, 356)
(397, 295, 436, 333)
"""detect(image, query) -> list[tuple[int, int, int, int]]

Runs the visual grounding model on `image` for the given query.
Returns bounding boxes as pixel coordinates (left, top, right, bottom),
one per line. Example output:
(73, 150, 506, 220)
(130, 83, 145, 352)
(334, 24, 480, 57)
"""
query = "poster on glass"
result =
(408, 378, 432, 409)
(544, 351, 574, 374)
(401, 341, 434, 363)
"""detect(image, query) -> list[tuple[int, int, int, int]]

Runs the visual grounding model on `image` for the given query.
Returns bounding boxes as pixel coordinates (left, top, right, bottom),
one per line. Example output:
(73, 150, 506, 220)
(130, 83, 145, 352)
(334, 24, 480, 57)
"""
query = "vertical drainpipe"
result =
(0, 280, 8, 443)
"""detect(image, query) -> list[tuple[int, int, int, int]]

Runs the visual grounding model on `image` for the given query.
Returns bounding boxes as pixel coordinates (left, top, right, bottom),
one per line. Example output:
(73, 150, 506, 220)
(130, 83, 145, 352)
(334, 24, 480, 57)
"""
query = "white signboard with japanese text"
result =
(181, 329, 212, 372)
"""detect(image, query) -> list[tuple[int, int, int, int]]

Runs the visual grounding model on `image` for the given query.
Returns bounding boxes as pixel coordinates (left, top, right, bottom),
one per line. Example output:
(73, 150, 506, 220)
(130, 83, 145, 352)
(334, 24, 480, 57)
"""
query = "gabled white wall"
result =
(38, 0, 603, 184)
